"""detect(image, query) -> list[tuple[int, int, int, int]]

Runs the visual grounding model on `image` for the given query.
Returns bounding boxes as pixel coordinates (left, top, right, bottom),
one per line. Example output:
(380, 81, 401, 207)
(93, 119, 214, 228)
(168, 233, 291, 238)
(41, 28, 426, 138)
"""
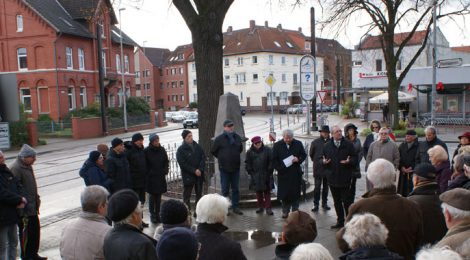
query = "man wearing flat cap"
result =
(397, 129, 419, 196)
(309, 125, 331, 212)
(436, 188, 470, 251)
(103, 189, 157, 260)
(407, 163, 447, 245)
(104, 137, 132, 194)
(211, 119, 244, 215)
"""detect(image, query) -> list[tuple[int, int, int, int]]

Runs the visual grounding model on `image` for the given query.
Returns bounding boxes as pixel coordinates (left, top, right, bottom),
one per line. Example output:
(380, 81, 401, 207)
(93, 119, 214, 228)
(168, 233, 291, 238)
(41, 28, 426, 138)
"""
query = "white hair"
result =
(196, 194, 230, 224)
(442, 203, 470, 220)
(367, 159, 396, 189)
(115, 202, 143, 225)
(428, 145, 448, 162)
(282, 129, 294, 137)
(416, 246, 462, 260)
(425, 126, 437, 135)
(290, 243, 333, 260)
(80, 185, 109, 213)
(343, 213, 388, 249)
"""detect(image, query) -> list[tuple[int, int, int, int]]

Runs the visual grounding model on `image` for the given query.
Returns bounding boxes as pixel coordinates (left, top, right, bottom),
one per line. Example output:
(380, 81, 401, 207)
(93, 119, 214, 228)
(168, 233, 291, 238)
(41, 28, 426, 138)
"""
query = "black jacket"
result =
(363, 133, 375, 160)
(0, 164, 23, 226)
(398, 140, 419, 171)
(103, 224, 158, 260)
(309, 136, 330, 178)
(177, 141, 205, 186)
(211, 131, 243, 173)
(79, 159, 111, 190)
(245, 145, 273, 191)
(339, 246, 404, 260)
(144, 143, 169, 194)
(322, 137, 357, 188)
(407, 182, 447, 245)
(126, 143, 147, 189)
(415, 137, 448, 165)
(196, 223, 247, 260)
(104, 149, 132, 194)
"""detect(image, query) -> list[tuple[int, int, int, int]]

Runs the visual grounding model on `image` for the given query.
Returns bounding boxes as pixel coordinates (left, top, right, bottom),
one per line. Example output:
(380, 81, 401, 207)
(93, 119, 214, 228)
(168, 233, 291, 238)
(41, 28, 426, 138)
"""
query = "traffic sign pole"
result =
(265, 75, 276, 140)
(300, 54, 316, 135)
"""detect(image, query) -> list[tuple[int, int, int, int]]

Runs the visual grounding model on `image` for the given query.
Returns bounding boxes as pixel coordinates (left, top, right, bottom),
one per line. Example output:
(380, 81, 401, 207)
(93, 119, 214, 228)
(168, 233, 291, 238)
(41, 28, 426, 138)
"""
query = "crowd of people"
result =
(0, 117, 469, 260)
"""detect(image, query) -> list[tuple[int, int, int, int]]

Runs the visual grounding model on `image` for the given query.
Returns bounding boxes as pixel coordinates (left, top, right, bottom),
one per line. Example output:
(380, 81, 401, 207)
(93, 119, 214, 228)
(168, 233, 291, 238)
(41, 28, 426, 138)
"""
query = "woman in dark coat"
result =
(79, 151, 110, 190)
(344, 123, 362, 205)
(428, 145, 452, 193)
(144, 133, 169, 223)
(245, 136, 273, 215)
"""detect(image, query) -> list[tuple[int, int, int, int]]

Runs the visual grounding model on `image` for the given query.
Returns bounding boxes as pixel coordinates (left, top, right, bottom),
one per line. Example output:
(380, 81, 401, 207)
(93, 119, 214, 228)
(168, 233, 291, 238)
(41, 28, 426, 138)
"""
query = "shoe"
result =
(281, 212, 289, 219)
(311, 205, 319, 212)
(255, 208, 264, 214)
(232, 208, 244, 215)
(330, 223, 344, 229)
(266, 208, 273, 215)
(193, 212, 197, 218)
(141, 221, 149, 228)
(322, 205, 331, 210)
(35, 256, 48, 260)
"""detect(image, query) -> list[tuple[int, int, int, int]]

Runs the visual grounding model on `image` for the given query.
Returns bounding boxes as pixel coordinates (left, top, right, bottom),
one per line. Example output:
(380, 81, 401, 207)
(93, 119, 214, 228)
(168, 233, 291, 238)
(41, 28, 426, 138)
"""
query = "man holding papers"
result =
(272, 129, 307, 219)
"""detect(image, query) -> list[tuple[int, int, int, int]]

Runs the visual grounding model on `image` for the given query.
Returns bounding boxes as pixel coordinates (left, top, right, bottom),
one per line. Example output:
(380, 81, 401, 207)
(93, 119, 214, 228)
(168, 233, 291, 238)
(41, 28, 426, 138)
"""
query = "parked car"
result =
(183, 113, 198, 128)
(170, 112, 186, 122)
(287, 104, 307, 114)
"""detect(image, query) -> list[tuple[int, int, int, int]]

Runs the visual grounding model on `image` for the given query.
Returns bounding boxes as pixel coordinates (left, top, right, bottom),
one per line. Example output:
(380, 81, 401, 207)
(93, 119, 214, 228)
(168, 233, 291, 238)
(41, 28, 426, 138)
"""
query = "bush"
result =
(341, 106, 350, 117)
(37, 114, 52, 122)
(67, 102, 101, 119)
(126, 97, 150, 116)
(106, 107, 123, 118)
(189, 102, 198, 109)
(9, 105, 29, 148)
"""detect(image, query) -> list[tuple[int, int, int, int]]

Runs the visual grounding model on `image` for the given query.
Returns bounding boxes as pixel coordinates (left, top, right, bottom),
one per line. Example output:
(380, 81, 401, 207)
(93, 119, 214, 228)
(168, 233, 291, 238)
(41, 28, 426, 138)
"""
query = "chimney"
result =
(227, 26, 232, 33)
(277, 24, 282, 31)
(298, 27, 302, 33)
(265, 21, 269, 27)
(249, 20, 255, 30)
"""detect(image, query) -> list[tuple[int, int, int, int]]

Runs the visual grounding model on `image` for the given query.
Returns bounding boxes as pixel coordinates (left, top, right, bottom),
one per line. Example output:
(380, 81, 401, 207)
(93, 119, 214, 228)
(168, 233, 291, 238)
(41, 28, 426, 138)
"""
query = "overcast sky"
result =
(114, 0, 470, 51)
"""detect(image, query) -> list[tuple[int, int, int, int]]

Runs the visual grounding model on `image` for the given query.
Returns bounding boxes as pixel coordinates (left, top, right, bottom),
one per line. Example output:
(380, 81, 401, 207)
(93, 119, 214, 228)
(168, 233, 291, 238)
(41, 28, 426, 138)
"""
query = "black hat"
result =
(111, 137, 123, 148)
(156, 227, 199, 260)
(182, 130, 191, 139)
(132, 133, 144, 142)
(223, 119, 234, 127)
(344, 123, 358, 134)
(319, 125, 330, 133)
(149, 133, 159, 143)
(414, 163, 437, 180)
(406, 129, 417, 136)
(107, 189, 139, 222)
(160, 199, 188, 225)
(440, 188, 470, 211)
(88, 151, 101, 162)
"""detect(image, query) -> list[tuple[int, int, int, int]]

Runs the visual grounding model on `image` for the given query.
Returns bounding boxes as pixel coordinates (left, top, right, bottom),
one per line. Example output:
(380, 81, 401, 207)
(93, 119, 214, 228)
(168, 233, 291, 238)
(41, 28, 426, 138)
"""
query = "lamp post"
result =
(142, 40, 148, 103)
(119, 7, 128, 131)
(431, 0, 437, 126)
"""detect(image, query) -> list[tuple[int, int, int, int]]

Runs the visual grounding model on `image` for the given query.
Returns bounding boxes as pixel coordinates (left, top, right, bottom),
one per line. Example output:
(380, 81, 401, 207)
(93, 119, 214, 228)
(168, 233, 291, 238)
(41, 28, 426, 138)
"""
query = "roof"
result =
(23, 0, 93, 38)
(143, 48, 171, 67)
(57, 0, 117, 24)
(315, 37, 351, 56)
(111, 25, 138, 47)
(358, 30, 428, 50)
(452, 46, 470, 53)
(164, 44, 193, 65)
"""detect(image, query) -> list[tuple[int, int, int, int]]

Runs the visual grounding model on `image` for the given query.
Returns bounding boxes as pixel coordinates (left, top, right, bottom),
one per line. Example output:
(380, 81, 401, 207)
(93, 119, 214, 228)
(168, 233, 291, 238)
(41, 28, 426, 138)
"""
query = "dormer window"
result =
(274, 41, 281, 47)
(286, 41, 293, 48)
(16, 15, 23, 32)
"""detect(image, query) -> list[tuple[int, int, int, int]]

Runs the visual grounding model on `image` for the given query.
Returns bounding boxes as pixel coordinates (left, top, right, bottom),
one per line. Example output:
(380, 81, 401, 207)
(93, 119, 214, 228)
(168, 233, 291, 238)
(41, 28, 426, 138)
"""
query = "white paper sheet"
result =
(283, 155, 294, 168)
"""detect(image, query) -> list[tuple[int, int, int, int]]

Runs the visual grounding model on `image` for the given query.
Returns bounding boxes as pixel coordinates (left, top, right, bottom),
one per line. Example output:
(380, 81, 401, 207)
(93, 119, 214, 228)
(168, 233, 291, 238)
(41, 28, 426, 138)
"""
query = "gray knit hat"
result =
(18, 144, 36, 158)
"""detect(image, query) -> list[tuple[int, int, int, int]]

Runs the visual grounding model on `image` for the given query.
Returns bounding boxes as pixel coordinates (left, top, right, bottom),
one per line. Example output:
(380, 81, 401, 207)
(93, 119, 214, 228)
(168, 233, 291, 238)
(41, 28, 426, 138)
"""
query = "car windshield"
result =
(187, 114, 197, 119)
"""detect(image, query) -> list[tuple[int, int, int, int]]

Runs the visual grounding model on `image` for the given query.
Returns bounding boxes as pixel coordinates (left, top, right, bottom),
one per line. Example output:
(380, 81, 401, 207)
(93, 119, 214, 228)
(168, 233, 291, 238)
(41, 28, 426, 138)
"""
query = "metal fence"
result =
(107, 114, 150, 129)
(37, 120, 72, 134)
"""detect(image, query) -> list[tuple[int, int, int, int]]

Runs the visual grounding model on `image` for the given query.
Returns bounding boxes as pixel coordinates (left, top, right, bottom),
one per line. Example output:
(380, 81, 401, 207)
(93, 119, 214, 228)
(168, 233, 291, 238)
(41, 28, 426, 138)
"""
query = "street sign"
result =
(437, 58, 462, 68)
(300, 55, 315, 101)
(0, 122, 10, 149)
(265, 75, 276, 87)
(317, 90, 327, 103)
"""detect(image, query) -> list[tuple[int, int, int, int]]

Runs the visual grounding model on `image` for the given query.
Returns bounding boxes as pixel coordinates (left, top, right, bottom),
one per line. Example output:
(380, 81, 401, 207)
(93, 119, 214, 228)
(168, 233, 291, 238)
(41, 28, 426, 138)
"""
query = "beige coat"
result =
(60, 212, 111, 260)
(366, 140, 400, 170)
(436, 219, 470, 251)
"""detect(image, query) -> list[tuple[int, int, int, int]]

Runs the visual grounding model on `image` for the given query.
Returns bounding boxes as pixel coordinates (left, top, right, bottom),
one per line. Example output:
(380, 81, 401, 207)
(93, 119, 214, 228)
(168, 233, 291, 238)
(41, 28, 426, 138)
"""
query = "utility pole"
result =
(336, 54, 341, 113)
(310, 7, 318, 131)
(96, 23, 107, 135)
(431, 0, 437, 126)
(119, 8, 128, 132)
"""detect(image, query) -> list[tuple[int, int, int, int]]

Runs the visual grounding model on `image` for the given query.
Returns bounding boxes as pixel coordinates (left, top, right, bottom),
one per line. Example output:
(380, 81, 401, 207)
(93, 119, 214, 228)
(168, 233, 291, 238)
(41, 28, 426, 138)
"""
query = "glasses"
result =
(379, 132, 388, 135)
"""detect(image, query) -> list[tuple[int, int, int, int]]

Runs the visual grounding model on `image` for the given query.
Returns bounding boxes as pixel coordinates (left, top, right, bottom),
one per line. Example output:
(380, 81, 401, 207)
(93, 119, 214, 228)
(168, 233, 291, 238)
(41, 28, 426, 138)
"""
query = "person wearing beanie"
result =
(245, 136, 274, 215)
(309, 125, 331, 212)
(103, 189, 157, 260)
(176, 130, 206, 217)
(79, 151, 110, 190)
(144, 132, 169, 224)
(10, 144, 47, 260)
(125, 132, 149, 228)
(104, 137, 132, 194)
(153, 199, 196, 241)
(397, 129, 419, 196)
(157, 227, 199, 260)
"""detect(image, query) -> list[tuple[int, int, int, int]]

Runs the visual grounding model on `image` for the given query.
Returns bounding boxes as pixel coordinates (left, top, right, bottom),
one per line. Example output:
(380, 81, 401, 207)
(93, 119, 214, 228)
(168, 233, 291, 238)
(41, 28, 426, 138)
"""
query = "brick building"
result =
(0, 0, 137, 121)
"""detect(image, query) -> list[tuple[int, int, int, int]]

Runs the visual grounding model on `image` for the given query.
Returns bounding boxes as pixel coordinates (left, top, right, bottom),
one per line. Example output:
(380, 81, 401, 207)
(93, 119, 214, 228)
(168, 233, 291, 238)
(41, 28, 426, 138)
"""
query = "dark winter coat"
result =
(245, 145, 273, 191)
(398, 140, 419, 171)
(211, 131, 243, 173)
(196, 223, 247, 260)
(434, 160, 452, 193)
(337, 187, 423, 260)
(407, 182, 447, 245)
(144, 143, 169, 195)
(346, 137, 362, 177)
(309, 136, 330, 178)
(79, 159, 111, 190)
(322, 137, 357, 188)
(272, 139, 306, 201)
(447, 174, 470, 190)
(126, 143, 147, 189)
(104, 149, 132, 194)
(176, 141, 205, 186)
(0, 164, 23, 226)
(103, 224, 158, 260)
(363, 133, 376, 161)
(273, 243, 297, 260)
(415, 137, 448, 165)
(339, 246, 404, 260)
(10, 158, 39, 216)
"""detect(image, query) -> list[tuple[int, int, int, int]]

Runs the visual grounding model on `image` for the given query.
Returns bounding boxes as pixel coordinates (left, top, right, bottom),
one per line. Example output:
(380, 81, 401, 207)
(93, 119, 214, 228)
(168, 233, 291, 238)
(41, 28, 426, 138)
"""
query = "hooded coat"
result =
(79, 159, 110, 190)
(0, 163, 23, 225)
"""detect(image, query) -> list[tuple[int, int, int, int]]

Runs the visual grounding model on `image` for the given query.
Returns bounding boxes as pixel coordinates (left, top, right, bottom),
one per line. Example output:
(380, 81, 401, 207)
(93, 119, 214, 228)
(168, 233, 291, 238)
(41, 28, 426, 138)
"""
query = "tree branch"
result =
(173, 0, 200, 31)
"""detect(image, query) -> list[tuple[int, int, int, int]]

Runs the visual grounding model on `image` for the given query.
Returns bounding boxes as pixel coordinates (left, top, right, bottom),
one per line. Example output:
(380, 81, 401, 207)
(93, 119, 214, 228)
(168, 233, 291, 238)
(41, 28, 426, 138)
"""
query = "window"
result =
(167, 95, 170, 101)
(293, 57, 298, 66)
(286, 41, 293, 48)
(253, 73, 258, 82)
(16, 15, 23, 32)
(99, 21, 105, 38)
(166, 82, 169, 88)
(177, 53, 184, 60)
(68, 87, 75, 110)
(193, 93, 198, 102)
(116, 54, 121, 72)
(280, 91, 288, 101)
(282, 73, 286, 82)
(66, 47, 73, 69)
(171, 81, 177, 88)
(135, 71, 140, 78)
(160, 83, 164, 89)
(180, 81, 184, 88)
(269, 55, 274, 65)
(136, 84, 141, 90)
(224, 58, 229, 66)
(80, 87, 87, 107)
(193, 79, 197, 86)
(376, 59, 382, 72)
(281, 56, 286, 65)
(274, 41, 281, 48)
(237, 57, 243, 66)
(102, 50, 106, 75)
(224, 75, 230, 85)
(180, 95, 184, 101)
(20, 89, 32, 111)
(78, 48, 85, 70)
(352, 61, 362, 67)
(17, 48, 27, 70)
(235, 73, 246, 84)
(252, 56, 258, 64)
(124, 55, 129, 73)
(145, 70, 150, 77)
(179, 68, 183, 74)
(293, 73, 298, 85)
(191, 63, 196, 71)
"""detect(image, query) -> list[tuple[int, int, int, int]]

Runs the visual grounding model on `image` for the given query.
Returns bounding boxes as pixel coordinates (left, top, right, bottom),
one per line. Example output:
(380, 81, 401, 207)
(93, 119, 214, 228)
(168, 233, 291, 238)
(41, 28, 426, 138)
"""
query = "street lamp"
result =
(142, 40, 148, 102)
(119, 7, 128, 131)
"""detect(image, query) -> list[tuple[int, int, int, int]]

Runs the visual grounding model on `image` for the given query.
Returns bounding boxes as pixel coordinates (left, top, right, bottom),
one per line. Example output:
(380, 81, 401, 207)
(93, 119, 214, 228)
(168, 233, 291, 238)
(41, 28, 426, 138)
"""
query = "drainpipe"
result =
(54, 32, 63, 122)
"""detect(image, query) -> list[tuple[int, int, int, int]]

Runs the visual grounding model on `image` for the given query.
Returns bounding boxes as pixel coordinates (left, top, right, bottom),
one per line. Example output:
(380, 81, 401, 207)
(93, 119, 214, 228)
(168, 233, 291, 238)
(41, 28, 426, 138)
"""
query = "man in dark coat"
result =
(144, 133, 169, 223)
(0, 150, 26, 260)
(309, 125, 331, 212)
(416, 126, 448, 165)
(272, 129, 307, 219)
(397, 130, 419, 196)
(79, 151, 110, 190)
(211, 119, 244, 215)
(104, 138, 132, 194)
(322, 126, 357, 228)
(176, 130, 205, 215)
(407, 163, 447, 245)
(103, 189, 157, 260)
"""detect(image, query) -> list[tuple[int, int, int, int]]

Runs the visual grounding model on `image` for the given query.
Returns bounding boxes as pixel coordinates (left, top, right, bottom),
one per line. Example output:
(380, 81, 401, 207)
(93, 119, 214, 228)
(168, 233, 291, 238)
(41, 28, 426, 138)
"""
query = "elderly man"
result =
(0, 150, 26, 260)
(407, 163, 447, 245)
(10, 144, 47, 260)
(397, 129, 419, 196)
(103, 189, 157, 260)
(416, 126, 448, 164)
(436, 188, 470, 251)
(272, 129, 307, 218)
(322, 126, 357, 229)
(309, 125, 331, 212)
(211, 119, 244, 215)
(105, 137, 131, 194)
(366, 127, 400, 170)
(195, 194, 247, 260)
(60, 185, 111, 259)
(337, 159, 423, 260)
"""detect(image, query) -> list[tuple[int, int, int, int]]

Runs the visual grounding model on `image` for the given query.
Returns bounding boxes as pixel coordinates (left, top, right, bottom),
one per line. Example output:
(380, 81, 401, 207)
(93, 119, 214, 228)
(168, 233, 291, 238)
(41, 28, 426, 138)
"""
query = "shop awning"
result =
(369, 91, 416, 104)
